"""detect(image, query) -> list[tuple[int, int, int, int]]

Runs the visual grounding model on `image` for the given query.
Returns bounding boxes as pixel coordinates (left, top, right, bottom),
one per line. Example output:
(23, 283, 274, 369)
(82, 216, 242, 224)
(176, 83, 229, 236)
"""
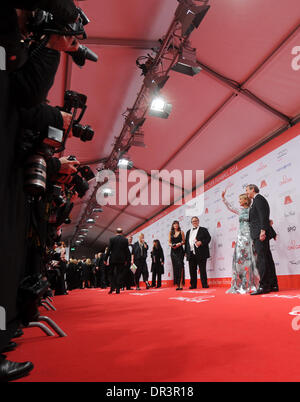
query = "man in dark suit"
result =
(105, 228, 130, 294)
(185, 216, 211, 289)
(246, 184, 279, 295)
(132, 233, 151, 290)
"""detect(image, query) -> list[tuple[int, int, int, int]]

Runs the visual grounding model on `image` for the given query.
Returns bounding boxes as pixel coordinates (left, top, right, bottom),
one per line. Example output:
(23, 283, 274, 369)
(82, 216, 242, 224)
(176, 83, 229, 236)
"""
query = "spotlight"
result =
(86, 218, 95, 224)
(101, 188, 114, 196)
(176, 0, 210, 37)
(172, 46, 201, 76)
(80, 229, 89, 232)
(144, 74, 170, 92)
(149, 97, 172, 119)
(127, 116, 146, 134)
(93, 208, 103, 213)
(118, 157, 133, 169)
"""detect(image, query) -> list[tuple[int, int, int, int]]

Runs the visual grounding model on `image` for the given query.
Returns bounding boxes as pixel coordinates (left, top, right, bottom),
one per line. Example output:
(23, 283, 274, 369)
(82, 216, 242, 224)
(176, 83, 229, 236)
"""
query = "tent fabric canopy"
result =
(48, 0, 300, 250)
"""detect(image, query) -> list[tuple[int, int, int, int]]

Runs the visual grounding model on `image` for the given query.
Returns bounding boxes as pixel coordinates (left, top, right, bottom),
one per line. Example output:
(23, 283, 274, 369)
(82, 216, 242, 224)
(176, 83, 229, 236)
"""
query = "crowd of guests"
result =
(74, 184, 278, 297)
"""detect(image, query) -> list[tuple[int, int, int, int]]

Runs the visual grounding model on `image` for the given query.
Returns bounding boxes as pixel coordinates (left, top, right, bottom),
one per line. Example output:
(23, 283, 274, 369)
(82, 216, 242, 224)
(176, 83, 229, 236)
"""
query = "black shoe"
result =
(12, 329, 23, 339)
(146, 283, 150, 289)
(1, 342, 17, 354)
(250, 287, 270, 295)
(189, 286, 196, 289)
(203, 285, 209, 289)
(116, 290, 120, 294)
(176, 287, 183, 291)
(0, 358, 34, 382)
(270, 286, 279, 292)
(108, 289, 114, 294)
(136, 287, 141, 290)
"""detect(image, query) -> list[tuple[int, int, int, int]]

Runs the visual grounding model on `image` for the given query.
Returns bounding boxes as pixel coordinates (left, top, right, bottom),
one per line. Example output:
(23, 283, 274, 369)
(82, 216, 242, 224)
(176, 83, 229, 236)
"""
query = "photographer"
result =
(0, 0, 81, 381)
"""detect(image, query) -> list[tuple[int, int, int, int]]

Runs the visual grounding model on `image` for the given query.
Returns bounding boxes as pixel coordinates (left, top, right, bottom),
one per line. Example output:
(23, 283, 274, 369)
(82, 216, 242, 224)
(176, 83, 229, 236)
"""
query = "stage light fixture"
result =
(93, 208, 103, 213)
(86, 218, 95, 224)
(131, 131, 146, 148)
(128, 117, 146, 134)
(101, 188, 114, 196)
(176, 0, 210, 37)
(144, 74, 170, 92)
(149, 97, 172, 119)
(172, 46, 201, 76)
(118, 156, 134, 169)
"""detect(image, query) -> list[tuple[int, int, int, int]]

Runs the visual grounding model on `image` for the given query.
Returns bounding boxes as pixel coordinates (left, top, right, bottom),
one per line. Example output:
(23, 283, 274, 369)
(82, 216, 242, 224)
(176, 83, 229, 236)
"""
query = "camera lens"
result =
(24, 155, 47, 195)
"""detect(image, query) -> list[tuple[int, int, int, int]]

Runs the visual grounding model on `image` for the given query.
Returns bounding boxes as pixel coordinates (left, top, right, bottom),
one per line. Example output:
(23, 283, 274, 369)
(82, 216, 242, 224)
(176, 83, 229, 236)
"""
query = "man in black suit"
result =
(185, 216, 211, 289)
(105, 228, 130, 294)
(132, 233, 151, 290)
(246, 184, 279, 295)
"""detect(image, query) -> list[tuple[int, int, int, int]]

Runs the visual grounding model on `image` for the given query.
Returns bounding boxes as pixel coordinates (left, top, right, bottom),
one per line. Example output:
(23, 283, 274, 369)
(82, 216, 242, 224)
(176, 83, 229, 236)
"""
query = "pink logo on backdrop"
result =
(280, 175, 292, 186)
(260, 180, 267, 188)
(284, 196, 293, 205)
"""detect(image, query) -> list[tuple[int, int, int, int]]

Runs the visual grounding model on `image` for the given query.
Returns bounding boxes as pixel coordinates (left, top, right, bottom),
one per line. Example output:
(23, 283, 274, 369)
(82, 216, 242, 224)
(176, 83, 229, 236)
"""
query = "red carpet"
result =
(7, 286, 300, 382)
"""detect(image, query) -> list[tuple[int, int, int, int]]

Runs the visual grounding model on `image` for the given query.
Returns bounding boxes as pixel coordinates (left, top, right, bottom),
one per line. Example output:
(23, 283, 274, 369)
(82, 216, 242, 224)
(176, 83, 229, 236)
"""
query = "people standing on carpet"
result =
(105, 228, 131, 294)
(185, 217, 211, 289)
(222, 189, 260, 294)
(126, 236, 135, 288)
(132, 233, 151, 290)
(151, 240, 165, 288)
(169, 221, 185, 290)
(246, 184, 279, 295)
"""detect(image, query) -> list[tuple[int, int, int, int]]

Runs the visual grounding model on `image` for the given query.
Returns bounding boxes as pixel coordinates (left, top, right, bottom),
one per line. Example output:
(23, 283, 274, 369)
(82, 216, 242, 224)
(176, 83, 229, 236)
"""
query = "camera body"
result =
(28, 7, 98, 67)
(22, 126, 64, 195)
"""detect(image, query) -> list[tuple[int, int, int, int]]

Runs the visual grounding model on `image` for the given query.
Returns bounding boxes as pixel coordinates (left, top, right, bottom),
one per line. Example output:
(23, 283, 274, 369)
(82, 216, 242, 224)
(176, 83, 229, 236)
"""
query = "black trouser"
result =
(151, 266, 162, 288)
(110, 263, 125, 292)
(188, 254, 208, 288)
(134, 260, 149, 288)
(122, 267, 134, 289)
(254, 238, 278, 290)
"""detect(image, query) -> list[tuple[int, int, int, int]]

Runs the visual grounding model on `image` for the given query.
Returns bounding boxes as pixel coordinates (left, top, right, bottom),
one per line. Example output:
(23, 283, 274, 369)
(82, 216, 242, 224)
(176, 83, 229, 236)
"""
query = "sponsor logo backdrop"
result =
(131, 131, 300, 284)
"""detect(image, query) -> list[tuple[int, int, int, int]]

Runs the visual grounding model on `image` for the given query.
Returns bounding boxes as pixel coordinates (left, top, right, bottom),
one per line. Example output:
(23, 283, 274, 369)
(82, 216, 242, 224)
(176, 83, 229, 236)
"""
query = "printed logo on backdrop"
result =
(276, 162, 292, 173)
(260, 180, 267, 188)
(291, 46, 300, 71)
(256, 161, 267, 172)
(280, 175, 293, 186)
(287, 241, 300, 251)
(276, 148, 289, 162)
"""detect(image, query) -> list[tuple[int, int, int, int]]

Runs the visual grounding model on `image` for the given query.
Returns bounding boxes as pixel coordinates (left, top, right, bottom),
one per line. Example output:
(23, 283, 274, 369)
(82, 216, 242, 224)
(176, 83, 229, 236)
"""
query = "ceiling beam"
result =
(81, 37, 160, 50)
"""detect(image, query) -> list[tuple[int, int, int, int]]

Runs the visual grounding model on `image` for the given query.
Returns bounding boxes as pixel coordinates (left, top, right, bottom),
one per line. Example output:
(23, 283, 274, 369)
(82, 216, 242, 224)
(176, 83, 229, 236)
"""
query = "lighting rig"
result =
(71, 0, 210, 248)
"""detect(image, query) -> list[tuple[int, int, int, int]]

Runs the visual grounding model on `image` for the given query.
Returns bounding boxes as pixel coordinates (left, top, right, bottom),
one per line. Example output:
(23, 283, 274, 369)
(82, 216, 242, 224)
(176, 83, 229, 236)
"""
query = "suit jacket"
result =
(105, 234, 130, 265)
(185, 226, 211, 260)
(132, 241, 148, 262)
(249, 194, 274, 240)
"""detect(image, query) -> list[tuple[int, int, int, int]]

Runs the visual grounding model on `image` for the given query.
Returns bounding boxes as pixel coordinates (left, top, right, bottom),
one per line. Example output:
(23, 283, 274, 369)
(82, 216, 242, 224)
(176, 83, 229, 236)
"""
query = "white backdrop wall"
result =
(131, 127, 300, 285)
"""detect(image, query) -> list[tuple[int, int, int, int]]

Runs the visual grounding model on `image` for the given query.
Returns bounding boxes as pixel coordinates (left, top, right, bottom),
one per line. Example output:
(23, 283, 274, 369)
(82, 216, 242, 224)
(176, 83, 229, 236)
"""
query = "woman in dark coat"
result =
(169, 220, 185, 290)
(151, 240, 164, 288)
